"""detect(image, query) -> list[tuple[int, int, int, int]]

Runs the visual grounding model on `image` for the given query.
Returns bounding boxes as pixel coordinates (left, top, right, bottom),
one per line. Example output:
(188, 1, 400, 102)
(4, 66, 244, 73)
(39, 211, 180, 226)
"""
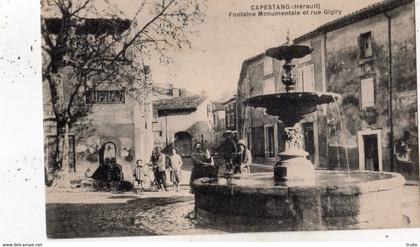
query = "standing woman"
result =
(189, 142, 210, 193)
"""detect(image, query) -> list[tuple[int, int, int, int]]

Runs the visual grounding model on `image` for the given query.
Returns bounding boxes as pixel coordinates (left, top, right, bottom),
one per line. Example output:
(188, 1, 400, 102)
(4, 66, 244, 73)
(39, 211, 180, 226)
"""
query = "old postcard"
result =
(40, 0, 420, 238)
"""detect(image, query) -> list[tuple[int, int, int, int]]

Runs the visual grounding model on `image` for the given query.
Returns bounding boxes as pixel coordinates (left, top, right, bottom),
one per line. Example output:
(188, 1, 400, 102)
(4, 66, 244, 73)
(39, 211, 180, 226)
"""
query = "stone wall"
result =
(43, 74, 157, 183)
(154, 98, 214, 154)
(236, 55, 285, 159)
(323, 2, 418, 179)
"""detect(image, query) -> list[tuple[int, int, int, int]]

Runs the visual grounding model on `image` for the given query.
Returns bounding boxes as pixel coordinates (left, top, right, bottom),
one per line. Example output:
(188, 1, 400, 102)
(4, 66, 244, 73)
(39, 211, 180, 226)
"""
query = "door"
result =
(358, 130, 382, 171)
(266, 127, 275, 158)
(174, 131, 192, 156)
(363, 134, 379, 171)
(303, 122, 315, 163)
(252, 127, 265, 157)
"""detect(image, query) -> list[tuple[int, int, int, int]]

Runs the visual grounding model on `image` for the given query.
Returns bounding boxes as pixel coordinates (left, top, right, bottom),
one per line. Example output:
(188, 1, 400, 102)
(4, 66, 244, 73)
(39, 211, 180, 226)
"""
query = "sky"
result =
(147, 0, 383, 101)
(45, 0, 383, 101)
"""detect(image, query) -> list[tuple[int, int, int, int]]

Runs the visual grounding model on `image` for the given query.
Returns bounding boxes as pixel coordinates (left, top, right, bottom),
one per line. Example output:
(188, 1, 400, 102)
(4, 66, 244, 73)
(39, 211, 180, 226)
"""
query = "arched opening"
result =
(174, 131, 192, 157)
(99, 141, 117, 165)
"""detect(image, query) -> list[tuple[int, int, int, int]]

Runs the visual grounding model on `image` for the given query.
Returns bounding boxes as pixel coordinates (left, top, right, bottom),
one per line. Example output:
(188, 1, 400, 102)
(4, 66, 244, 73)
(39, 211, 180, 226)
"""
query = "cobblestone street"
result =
(46, 176, 420, 238)
(46, 188, 194, 238)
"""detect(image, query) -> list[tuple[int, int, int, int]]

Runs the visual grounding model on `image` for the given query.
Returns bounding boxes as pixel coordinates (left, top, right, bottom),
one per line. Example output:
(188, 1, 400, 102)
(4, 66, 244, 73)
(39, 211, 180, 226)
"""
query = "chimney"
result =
(168, 83, 180, 97)
(172, 88, 180, 97)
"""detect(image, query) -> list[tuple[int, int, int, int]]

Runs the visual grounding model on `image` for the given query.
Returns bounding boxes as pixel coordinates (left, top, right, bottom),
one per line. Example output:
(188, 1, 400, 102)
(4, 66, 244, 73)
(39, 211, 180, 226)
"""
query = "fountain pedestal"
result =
(275, 126, 315, 184)
(192, 42, 406, 232)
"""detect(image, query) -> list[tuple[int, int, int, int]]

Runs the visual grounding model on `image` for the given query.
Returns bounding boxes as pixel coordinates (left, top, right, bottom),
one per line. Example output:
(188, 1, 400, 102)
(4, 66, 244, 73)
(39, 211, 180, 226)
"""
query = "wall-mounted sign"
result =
(397, 90, 417, 109)
(86, 89, 125, 104)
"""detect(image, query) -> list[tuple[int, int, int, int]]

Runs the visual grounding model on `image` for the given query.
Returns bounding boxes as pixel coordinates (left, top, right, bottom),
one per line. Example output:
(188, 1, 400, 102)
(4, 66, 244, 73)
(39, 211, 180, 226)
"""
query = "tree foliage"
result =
(41, 0, 205, 186)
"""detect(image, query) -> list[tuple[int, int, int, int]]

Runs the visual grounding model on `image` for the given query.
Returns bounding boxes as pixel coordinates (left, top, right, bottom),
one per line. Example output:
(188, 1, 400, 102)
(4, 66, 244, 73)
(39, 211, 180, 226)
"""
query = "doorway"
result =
(266, 126, 275, 158)
(358, 130, 382, 171)
(174, 131, 192, 156)
(303, 122, 315, 163)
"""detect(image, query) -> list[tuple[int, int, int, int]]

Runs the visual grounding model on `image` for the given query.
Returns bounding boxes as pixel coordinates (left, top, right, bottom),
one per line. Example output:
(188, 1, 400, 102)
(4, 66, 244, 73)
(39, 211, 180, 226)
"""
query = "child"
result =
(168, 147, 183, 192)
(133, 159, 147, 195)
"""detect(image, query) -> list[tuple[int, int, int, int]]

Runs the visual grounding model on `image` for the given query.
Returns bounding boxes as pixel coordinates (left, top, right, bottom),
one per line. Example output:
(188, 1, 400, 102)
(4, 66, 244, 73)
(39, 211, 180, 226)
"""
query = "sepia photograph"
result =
(36, 0, 420, 239)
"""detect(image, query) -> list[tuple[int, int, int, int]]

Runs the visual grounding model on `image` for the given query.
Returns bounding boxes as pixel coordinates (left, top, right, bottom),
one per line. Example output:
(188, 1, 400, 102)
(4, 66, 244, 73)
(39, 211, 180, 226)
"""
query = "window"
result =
(263, 56, 273, 75)
(361, 78, 375, 108)
(263, 77, 276, 94)
(359, 32, 373, 58)
(298, 64, 315, 92)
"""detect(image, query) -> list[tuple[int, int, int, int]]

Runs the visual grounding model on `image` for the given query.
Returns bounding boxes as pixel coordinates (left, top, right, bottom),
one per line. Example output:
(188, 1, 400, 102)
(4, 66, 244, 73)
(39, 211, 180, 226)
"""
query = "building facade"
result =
(152, 90, 214, 156)
(236, 51, 324, 164)
(211, 102, 226, 149)
(237, 53, 287, 160)
(293, 0, 418, 180)
(43, 82, 154, 182)
(236, 0, 418, 181)
(223, 96, 238, 132)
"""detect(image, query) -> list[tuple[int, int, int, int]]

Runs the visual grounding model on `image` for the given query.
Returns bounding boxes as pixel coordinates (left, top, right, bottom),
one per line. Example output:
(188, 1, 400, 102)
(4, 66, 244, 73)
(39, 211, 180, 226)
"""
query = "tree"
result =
(41, 0, 204, 187)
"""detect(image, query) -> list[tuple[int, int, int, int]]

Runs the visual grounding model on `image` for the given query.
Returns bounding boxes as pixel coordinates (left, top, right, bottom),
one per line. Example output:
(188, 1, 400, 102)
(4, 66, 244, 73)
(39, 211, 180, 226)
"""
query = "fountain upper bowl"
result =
(243, 92, 342, 125)
(265, 44, 313, 61)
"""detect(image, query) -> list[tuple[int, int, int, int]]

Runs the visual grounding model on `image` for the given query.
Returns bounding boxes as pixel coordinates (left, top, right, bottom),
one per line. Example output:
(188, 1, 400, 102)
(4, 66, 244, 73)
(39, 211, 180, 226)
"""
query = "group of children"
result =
(132, 147, 184, 194)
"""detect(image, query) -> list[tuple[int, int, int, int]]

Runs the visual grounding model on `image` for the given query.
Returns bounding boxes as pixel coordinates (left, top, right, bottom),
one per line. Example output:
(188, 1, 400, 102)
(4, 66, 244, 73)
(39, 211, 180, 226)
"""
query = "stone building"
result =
(43, 82, 155, 182)
(211, 102, 226, 149)
(236, 0, 418, 181)
(42, 17, 155, 182)
(223, 96, 238, 132)
(292, 0, 418, 180)
(236, 50, 323, 163)
(236, 53, 287, 160)
(152, 89, 214, 156)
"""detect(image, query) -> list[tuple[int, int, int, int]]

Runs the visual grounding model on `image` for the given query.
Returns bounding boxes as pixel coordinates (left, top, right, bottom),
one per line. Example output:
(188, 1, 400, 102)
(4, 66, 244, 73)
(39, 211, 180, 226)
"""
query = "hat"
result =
(223, 130, 235, 137)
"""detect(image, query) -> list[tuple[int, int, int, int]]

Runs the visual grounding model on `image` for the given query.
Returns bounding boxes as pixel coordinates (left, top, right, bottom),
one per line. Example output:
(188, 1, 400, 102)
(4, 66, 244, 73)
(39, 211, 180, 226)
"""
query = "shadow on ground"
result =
(46, 196, 193, 239)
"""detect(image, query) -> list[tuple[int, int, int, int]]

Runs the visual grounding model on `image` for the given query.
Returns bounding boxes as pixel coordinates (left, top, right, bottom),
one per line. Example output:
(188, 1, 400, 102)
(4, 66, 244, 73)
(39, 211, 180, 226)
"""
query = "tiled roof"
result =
(237, 53, 265, 87)
(212, 102, 225, 111)
(223, 96, 237, 105)
(153, 95, 206, 116)
(294, 0, 413, 43)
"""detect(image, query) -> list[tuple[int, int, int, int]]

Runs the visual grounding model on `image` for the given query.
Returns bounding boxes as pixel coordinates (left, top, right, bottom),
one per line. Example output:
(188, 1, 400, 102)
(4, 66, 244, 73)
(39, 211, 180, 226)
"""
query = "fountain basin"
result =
(244, 92, 341, 126)
(193, 170, 405, 231)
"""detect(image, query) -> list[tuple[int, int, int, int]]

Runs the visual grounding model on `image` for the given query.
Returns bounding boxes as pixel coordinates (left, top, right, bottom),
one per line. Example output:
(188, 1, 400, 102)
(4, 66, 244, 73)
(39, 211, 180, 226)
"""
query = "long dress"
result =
(189, 150, 209, 191)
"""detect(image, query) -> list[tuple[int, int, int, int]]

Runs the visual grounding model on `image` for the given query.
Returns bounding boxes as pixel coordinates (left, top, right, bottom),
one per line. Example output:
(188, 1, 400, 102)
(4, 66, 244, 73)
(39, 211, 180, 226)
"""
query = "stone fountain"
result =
(192, 42, 406, 231)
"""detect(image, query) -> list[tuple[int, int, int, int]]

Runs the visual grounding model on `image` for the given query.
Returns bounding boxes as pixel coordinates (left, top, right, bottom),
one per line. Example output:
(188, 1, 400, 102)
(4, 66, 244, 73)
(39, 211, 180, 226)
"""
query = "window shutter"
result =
(365, 34, 373, 57)
(301, 65, 315, 92)
(361, 78, 375, 108)
(358, 34, 363, 58)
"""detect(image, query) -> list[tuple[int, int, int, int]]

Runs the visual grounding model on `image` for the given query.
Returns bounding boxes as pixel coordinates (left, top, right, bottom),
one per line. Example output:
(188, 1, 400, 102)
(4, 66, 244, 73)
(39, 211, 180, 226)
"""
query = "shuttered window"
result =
(263, 77, 275, 95)
(359, 32, 373, 58)
(361, 78, 375, 108)
(263, 56, 273, 75)
(297, 64, 315, 92)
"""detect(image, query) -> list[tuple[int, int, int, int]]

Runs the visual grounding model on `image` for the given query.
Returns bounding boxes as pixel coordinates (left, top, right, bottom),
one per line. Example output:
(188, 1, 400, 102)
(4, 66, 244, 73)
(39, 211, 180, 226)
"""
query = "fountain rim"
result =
(192, 170, 405, 196)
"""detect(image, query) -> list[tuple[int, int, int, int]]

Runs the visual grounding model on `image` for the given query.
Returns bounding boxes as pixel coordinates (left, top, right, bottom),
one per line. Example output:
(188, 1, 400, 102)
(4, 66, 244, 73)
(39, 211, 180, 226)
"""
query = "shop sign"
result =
(86, 89, 125, 104)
